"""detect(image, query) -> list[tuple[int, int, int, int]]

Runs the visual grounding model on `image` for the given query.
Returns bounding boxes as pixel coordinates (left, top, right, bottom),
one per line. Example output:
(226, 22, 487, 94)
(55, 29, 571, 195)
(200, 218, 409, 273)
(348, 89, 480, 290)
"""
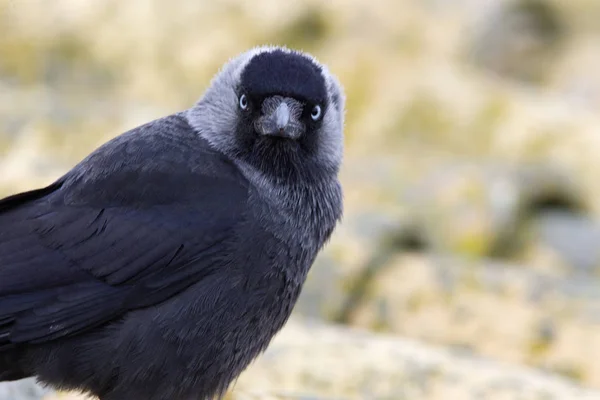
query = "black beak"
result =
(255, 97, 305, 139)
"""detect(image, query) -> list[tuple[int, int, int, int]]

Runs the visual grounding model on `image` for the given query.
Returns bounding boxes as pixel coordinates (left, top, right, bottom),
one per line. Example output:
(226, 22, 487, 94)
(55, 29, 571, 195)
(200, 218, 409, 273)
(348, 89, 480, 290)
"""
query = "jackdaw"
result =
(0, 45, 345, 400)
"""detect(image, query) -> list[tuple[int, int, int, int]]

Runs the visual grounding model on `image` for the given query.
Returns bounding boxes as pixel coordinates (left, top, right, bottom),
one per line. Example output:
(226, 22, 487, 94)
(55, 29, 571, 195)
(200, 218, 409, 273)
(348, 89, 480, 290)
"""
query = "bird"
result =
(0, 45, 345, 400)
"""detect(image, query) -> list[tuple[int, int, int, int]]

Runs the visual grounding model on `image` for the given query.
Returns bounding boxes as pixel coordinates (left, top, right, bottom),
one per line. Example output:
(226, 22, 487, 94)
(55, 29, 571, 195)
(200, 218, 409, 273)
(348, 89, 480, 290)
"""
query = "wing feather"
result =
(0, 116, 249, 346)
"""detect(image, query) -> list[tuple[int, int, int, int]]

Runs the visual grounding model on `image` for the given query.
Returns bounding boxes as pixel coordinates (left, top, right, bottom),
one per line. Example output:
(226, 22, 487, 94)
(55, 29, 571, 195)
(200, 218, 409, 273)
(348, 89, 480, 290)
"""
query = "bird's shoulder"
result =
(0, 114, 258, 345)
(54, 112, 250, 208)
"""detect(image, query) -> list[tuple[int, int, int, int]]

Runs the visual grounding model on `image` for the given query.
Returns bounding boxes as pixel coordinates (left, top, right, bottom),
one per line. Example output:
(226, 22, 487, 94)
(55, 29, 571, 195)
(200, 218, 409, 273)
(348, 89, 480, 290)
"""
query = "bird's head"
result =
(188, 46, 345, 183)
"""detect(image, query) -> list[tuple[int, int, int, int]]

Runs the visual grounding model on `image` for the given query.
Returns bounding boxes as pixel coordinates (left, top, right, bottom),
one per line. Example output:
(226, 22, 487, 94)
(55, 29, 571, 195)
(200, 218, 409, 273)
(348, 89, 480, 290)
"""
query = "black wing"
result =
(0, 114, 249, 347)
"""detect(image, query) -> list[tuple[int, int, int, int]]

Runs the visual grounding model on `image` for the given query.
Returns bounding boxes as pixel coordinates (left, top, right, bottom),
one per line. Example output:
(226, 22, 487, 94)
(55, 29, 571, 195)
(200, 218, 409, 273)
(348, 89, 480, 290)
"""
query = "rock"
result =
(468, 0, 565, 84)
(533, 209, 600, 275)
(0, 378, 54, 400)
(332, 253, 600, 388)
(391, 161, 590, 264)
(229, 318, 600, 399)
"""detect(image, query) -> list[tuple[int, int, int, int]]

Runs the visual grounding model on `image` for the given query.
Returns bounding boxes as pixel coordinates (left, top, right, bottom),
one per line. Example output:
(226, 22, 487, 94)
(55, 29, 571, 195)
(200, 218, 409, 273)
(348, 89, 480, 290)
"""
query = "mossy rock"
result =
(468, 0, 565, 84)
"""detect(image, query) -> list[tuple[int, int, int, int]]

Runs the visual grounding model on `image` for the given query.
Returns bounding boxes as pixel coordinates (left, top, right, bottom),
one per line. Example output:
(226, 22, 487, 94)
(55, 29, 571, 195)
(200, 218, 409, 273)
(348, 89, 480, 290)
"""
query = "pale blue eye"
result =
(311, 105, 322, 121)
(239, 94, 248, 110)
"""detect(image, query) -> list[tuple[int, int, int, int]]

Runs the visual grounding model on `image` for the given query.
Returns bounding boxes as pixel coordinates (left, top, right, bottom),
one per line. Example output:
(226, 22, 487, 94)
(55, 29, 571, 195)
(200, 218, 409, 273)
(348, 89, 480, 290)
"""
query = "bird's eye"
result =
(311, 105, 322, 121)
(239, 94, 249, 110)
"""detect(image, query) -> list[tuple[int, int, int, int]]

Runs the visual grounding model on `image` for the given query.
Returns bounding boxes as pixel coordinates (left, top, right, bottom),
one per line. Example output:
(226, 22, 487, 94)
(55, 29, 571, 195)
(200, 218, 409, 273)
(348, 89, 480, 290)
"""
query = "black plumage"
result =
(0, 46, 345, 400)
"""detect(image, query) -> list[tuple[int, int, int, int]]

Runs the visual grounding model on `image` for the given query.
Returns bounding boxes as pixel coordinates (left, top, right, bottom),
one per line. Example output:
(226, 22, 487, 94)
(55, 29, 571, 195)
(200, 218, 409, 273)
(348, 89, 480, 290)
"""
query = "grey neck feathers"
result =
(237, 160, 343, 252)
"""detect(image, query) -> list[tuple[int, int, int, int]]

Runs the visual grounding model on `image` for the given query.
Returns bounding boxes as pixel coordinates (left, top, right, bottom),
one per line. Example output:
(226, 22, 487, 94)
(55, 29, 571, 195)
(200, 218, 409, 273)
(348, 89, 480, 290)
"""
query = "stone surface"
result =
(0, 379, 53, 400)
(331, 253, 600, 387)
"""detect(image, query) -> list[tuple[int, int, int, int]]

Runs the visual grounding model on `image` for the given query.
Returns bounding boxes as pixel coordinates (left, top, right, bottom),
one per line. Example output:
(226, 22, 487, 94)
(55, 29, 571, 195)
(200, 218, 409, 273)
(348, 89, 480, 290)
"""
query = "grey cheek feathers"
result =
(185, 54, 248, 156)
(186, 46, 266, 154)
(315, 67, 346, 173)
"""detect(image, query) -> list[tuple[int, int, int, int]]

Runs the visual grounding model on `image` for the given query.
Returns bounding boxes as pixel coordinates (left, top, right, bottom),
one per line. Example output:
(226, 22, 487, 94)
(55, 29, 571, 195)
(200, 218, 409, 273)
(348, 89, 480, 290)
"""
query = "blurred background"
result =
(1, 0, 600, 399)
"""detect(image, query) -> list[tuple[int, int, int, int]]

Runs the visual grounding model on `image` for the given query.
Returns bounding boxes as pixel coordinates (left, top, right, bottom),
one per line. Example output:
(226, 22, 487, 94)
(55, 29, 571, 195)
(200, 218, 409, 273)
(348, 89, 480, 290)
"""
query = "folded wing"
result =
(0, 165, 247, 348)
